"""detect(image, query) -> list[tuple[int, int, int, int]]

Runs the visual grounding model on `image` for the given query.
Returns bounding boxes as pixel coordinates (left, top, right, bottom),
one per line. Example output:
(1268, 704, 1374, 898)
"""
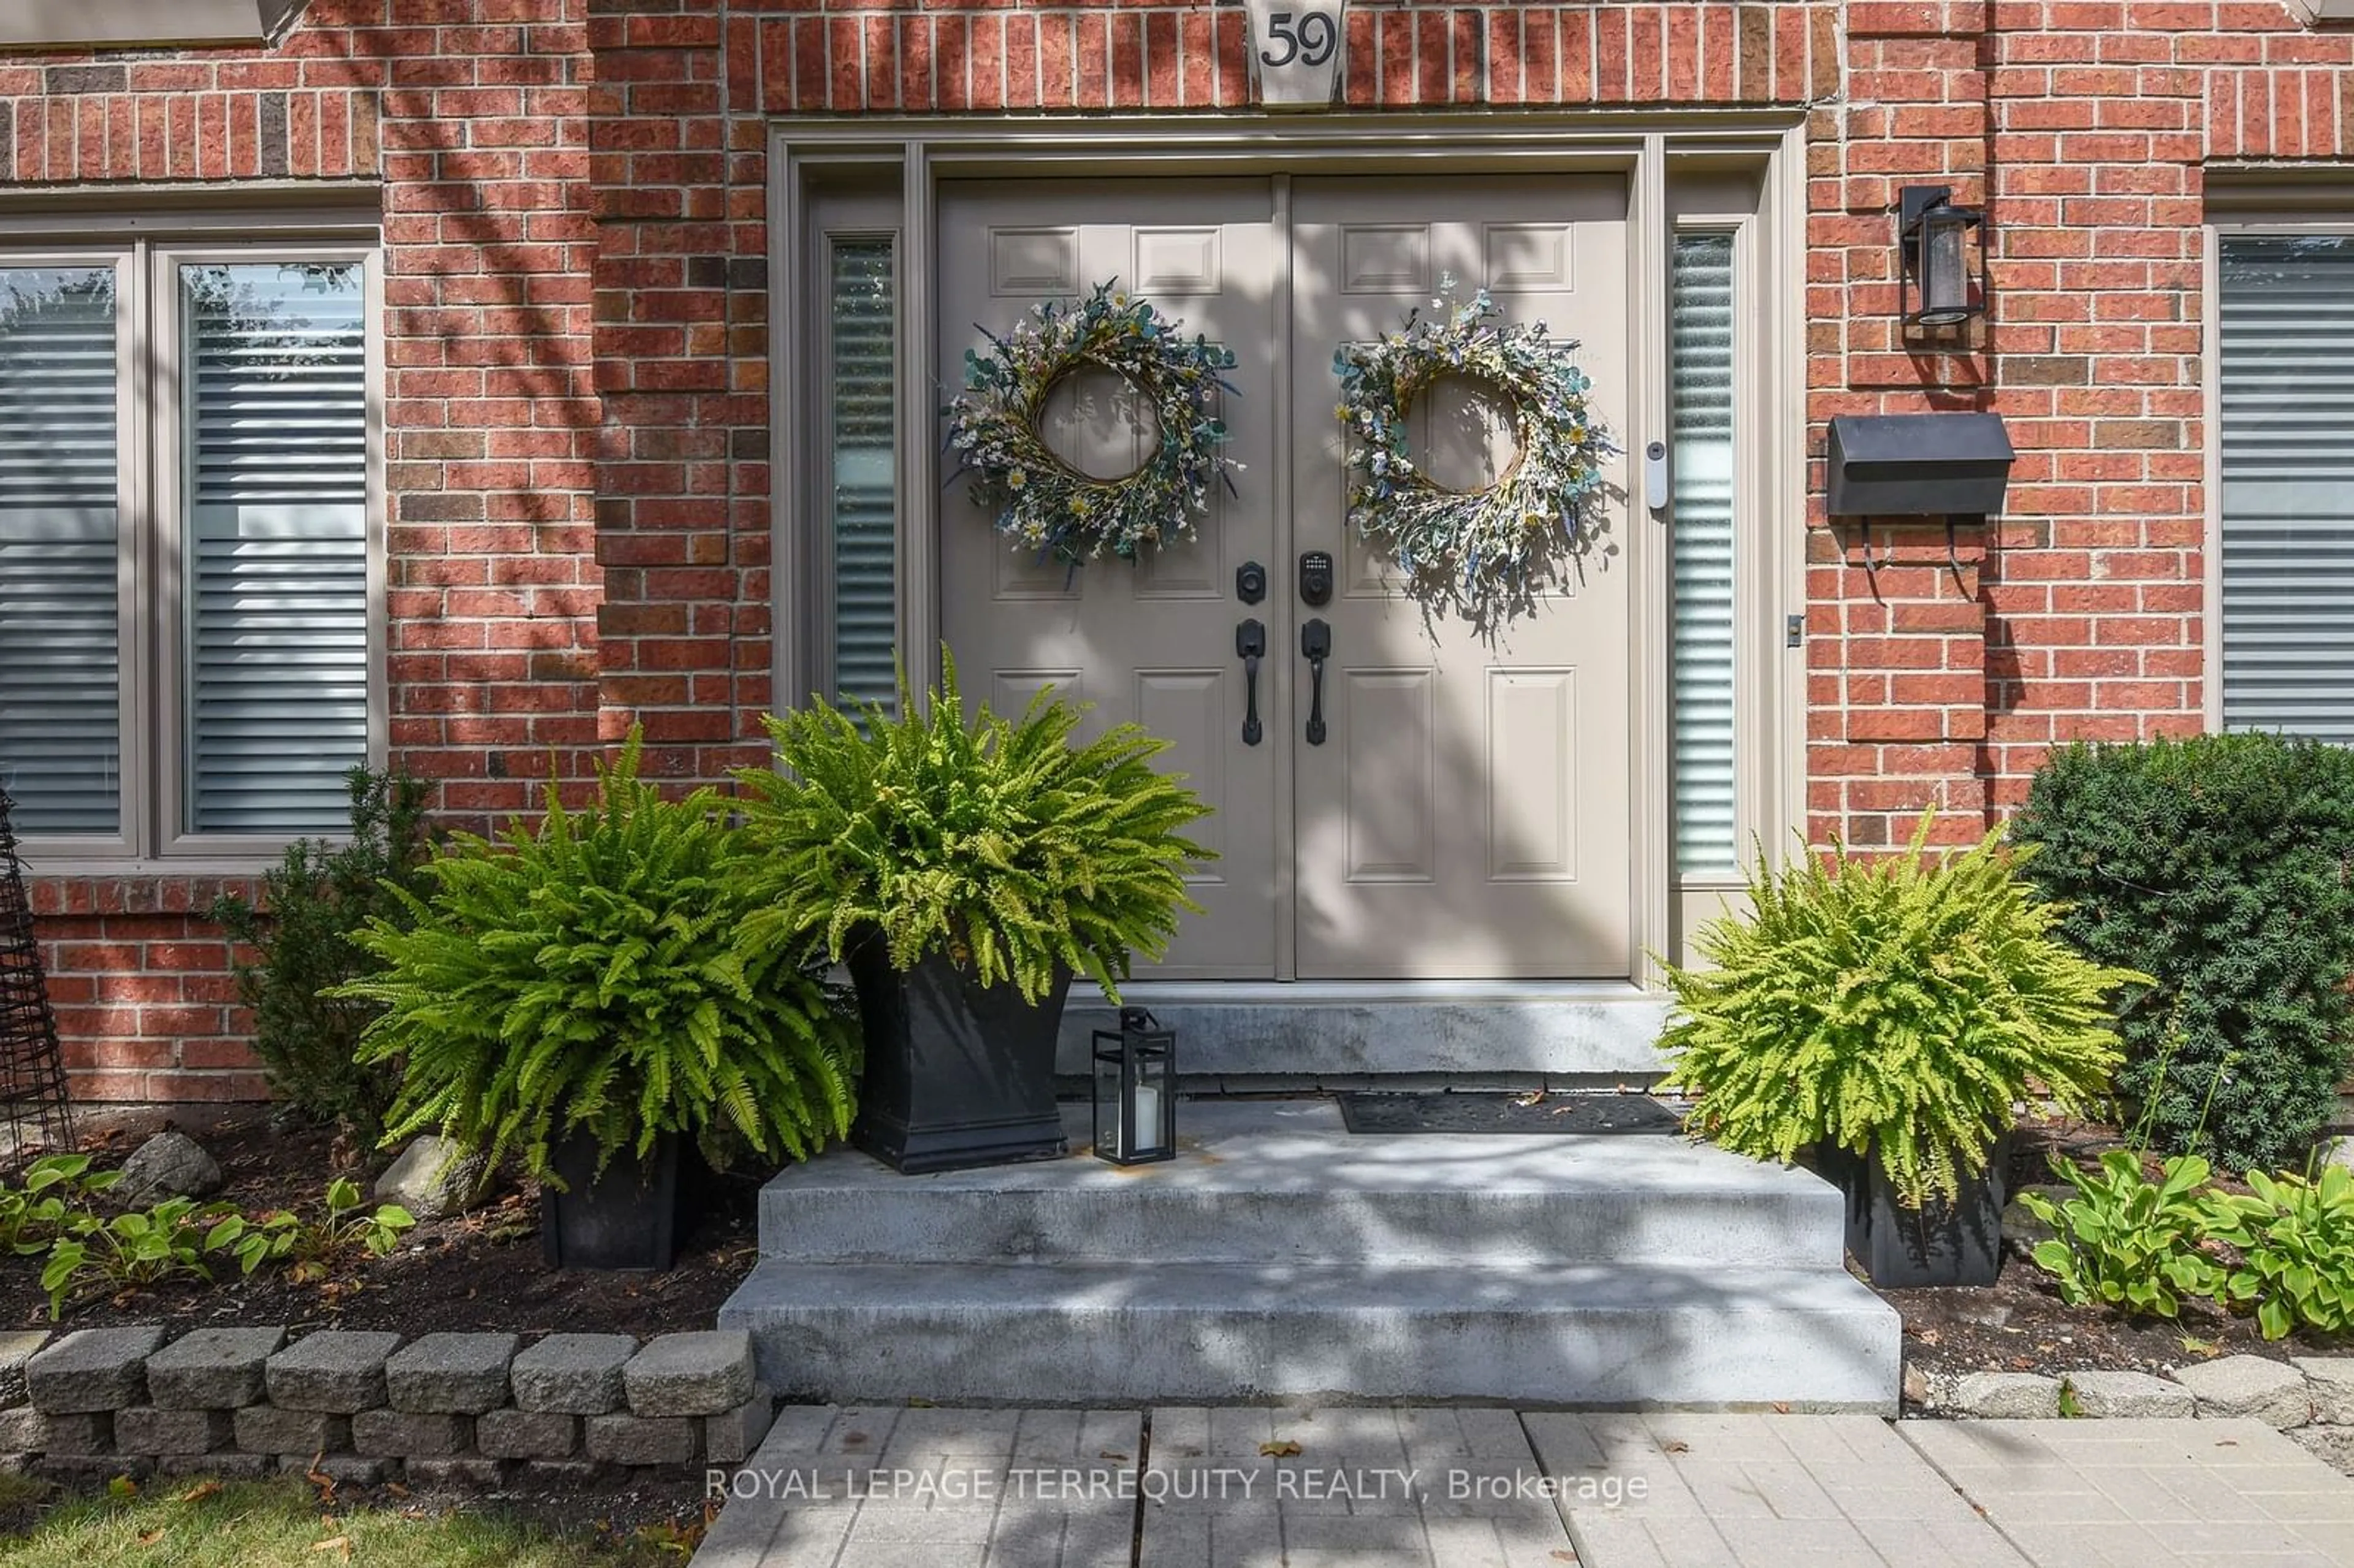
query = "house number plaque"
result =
(1242, 0, 1344, 109)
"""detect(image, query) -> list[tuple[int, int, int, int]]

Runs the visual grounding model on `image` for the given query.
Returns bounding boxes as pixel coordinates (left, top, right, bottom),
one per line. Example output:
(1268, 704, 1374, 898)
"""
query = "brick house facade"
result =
(0, 0, 2333, 1103)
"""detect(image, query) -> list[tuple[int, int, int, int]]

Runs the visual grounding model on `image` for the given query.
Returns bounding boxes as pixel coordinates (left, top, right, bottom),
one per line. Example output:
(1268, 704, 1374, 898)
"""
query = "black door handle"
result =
(1301, 617, 1331, 745)
(1235, 618, 1265, 746)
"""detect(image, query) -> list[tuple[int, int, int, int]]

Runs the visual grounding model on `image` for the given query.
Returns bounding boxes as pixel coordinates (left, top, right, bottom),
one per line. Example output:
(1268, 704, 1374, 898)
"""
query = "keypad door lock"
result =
(1298, 551, 1335, 606)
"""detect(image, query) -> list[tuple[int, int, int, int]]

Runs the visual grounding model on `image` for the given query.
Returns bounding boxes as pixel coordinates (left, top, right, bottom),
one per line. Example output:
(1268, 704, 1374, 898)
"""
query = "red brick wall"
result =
(4, 0, 2351, 1100)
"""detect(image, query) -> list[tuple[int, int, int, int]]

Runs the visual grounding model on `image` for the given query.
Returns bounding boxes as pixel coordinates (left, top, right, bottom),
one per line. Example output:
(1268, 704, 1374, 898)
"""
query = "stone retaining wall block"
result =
(37, 1410, 113, 1455)
(703, 1385, 776, 1465)
(476, 1407, 579, 1460)
(145, 1327, 286, 1410)
(405, 1456, 508, 1490)
(265, 1332, 402, 1414)
(113, 1407, 232, 1455)
(351, 1408, 473, 1458)
(0, 1333, 50, 1407)
(2171, 1356, 2314, 1428)
(26, 1326, 166, 1412)
(623, 1332, 754, 1418)
(509, 1334, 635, 1416)
(586, 1412, 699, 1466)
(386, 1333, 518, 1415)
(232, 1406, 349, 1455)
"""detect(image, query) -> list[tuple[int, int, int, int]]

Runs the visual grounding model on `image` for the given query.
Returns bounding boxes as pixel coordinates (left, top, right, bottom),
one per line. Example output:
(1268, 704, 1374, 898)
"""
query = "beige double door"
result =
(938, 175, 1632, 980)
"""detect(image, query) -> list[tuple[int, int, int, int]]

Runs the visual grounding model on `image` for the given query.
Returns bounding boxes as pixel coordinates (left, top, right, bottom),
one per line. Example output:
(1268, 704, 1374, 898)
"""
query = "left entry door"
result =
(935, 179, 1282, 978)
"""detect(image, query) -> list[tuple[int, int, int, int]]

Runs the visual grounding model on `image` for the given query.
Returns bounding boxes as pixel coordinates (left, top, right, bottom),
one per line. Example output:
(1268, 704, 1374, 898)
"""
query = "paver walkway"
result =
(691, 1409, 2354, 1568)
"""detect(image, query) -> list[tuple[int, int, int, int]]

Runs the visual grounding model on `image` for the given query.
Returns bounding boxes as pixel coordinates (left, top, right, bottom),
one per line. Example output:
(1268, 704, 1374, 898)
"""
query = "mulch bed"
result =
(1879, 1116, 2353, 1398)
(0, 1110, 760, 1339)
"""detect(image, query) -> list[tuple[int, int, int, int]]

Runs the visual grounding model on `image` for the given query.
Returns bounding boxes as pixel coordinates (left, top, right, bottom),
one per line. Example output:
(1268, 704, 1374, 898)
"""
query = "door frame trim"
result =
(769, 115, 1811, 990)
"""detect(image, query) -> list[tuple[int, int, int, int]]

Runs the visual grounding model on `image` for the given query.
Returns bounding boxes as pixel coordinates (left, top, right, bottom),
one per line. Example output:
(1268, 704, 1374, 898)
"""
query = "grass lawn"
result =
(0, 1475, 687, 1567)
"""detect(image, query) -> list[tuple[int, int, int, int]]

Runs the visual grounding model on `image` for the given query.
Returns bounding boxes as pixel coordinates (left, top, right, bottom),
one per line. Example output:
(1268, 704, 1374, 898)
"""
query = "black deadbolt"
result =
(1298, 551, 1335, 606)
(1236, 561, 1267, 604)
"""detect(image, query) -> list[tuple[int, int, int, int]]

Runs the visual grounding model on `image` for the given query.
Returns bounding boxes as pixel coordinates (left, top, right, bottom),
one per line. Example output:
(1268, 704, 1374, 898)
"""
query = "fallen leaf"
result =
(107, 1475, 139, 1500)
(137, 1530, 163, 1547)
(1099, 1451, 1130, 1463)
(311, 1536, 352, 1560)
(173, 1482, 222, 1504)
(1259, 1441, 1303, 1458)
(906, 1397, 936, 1409)
(383, 1481, 411, 1499)
(1510, 1091, 1546, 1108)
(1552, 1553, 1578, 1564)
(1772, 1402, 1791, 1415)
(1661, 1440, 1690, 1454)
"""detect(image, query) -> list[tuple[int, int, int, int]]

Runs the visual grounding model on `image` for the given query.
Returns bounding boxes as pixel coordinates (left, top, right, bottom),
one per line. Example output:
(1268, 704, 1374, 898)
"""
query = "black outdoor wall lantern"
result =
(1092, 1007, 1177, 1165)
(1899, 185, 1986, 331)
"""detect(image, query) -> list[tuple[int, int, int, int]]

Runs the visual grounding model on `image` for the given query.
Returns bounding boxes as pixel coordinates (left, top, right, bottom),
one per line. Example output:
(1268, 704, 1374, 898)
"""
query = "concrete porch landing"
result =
(717, 1100, 1900, 1411)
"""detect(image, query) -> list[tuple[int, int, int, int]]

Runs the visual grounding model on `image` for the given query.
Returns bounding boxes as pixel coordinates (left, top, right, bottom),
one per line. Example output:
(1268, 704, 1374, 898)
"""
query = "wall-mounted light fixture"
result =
(1898, 185, 1986, 332)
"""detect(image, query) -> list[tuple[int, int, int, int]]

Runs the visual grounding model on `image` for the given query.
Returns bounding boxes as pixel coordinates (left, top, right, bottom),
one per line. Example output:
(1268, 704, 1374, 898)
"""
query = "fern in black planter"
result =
(736, 656, 1213, 1174)
(331, 735, 858, 1269)
(1657, 821, 2144, 1287)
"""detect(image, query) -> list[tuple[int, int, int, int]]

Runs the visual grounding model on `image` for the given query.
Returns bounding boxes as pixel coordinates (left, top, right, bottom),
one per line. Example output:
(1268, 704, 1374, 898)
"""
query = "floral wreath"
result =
(1333, 288, 1617, 637)
(946, 281, 1240, 565)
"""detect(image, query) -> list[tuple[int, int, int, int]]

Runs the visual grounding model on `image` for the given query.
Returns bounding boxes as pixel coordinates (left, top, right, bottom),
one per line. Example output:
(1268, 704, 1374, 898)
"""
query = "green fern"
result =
(1658, 821, 2144, 1209)
(735, 654, 1214, 1004)
(330, 733, 858, 1185)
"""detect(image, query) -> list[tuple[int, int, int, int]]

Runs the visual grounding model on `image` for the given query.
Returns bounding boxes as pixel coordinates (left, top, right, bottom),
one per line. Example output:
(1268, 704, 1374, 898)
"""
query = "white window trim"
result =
(4, 226, 385, 874)
(2203, 205, 2354, 736)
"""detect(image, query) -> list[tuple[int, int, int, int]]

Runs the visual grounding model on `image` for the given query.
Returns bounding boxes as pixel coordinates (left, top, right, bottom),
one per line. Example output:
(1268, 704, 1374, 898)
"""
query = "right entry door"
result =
(1289, 176, 1635, 978)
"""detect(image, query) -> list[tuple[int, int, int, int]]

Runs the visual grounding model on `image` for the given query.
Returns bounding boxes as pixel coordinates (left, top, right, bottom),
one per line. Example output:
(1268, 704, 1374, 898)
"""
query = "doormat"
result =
(1335, 1092, 1683, 1136)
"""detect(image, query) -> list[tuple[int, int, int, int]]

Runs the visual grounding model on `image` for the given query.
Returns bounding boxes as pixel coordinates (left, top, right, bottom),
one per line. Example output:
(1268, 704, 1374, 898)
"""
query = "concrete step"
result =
(1053, 984, 1670, 1084)
(716, 1257, 1902, 1411)
(756, 1100, 1844, 1270)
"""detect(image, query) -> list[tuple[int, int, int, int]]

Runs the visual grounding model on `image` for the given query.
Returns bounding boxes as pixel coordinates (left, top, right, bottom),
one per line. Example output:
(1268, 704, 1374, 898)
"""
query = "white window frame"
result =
(1, 223, 384, 870)
(2204, 197, 2354, 736)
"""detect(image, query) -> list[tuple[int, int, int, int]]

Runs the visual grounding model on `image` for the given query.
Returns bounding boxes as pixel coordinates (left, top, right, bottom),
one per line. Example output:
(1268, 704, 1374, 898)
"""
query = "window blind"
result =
(2219, 235, 2354, 740)
(1670, 233, 1738, 875)
(0, 267, 121, 836)
(183, 262, 369, 835)
(828, 238, 898, 714)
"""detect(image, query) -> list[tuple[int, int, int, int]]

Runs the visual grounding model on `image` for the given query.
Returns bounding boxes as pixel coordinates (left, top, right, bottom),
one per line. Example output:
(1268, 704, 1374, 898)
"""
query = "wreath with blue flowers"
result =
(1333, 289, 1617, 637)
(946, 282, 1239, 566)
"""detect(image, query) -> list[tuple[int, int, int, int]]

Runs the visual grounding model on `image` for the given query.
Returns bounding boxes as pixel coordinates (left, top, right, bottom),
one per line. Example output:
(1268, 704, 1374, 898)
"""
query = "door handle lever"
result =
(1301, 617, 1331, 746)
(1236, 618, 1266, 746)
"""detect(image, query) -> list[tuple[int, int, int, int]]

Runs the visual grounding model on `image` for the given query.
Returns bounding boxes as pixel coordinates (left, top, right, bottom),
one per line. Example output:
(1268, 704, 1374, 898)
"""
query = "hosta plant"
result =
(2201, 1165, 2354, 1339)
(2021, 1152, 2225, 1319)
(736, 655, 1213, 1003)
(40, 1198, 223, 1319)
(0, 1156, 121, 1254)
(333, 734, 858, 1185)
(212, 1177, 416, 1284)
(1658, 822, 2143, 1208)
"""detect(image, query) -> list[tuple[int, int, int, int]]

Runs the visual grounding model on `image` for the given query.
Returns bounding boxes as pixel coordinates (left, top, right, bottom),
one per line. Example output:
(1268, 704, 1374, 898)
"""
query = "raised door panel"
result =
(1289, 175, 1634, 978)
(936, 180, 1281, 978)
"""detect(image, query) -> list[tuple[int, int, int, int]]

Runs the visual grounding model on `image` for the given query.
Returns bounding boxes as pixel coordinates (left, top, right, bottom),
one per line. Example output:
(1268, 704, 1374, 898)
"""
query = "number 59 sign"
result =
(1241, 0, 1344, 109)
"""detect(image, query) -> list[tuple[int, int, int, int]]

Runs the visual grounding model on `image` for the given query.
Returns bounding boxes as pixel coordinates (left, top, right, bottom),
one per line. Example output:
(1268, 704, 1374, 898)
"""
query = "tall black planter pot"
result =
(1819, 1135, 2011, 1288)
(541, 1128, 702, 1271)
(845, 932, 1072, 1174)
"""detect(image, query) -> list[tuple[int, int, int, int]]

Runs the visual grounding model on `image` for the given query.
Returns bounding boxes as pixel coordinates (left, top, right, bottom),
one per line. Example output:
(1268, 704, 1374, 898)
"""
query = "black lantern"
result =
(1091, 1007, 1176, 1165)
(1899, 185, 1986, 331)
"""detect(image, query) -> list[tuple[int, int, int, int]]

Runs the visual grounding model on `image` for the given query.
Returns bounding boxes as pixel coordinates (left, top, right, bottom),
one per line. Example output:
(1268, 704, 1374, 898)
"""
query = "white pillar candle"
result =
(1130, 1083, 1163, 1150)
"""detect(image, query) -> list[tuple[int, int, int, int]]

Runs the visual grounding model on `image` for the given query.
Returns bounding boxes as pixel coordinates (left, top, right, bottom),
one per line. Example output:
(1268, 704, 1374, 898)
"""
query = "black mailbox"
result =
(1826, 413, 2014, 518)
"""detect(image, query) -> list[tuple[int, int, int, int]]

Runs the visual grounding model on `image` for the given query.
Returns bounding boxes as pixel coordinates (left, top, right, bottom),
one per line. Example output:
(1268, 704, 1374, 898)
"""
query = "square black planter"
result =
(541, 1129, 699, 1271)
(845, 935, 1072, 1174)
(1819, 1136, 2009, 1288)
